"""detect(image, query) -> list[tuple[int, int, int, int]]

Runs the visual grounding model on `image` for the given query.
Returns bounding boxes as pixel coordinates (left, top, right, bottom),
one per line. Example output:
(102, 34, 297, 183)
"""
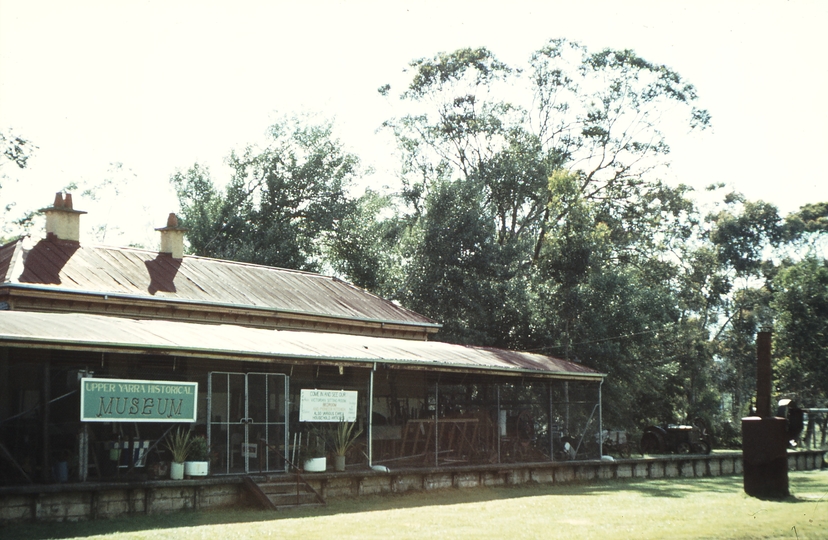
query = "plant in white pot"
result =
(329, 421, 362, 472)
(164, 428, 192, 480)
(301, 430, 327, 472)
(184, 436, 210, 477)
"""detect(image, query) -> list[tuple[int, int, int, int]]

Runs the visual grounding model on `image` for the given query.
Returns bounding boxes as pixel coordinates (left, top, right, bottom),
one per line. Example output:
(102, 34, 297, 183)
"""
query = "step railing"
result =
(257, 438, 325, 507)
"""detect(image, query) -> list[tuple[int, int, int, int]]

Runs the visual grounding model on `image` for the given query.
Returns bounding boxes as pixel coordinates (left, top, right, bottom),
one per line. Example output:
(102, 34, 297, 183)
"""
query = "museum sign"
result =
(80, 378, 198, 422)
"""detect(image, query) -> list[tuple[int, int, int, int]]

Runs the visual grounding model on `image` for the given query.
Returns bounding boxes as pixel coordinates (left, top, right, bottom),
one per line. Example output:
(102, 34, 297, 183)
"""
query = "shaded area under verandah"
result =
(0, 346, 603, 485)
(366, 368, 603, 468)
(0, 309, 604, 484)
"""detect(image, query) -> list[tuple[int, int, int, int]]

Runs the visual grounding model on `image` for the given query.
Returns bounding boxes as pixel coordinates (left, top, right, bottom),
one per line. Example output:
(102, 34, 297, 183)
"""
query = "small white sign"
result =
(299, 389, 358, 422)
(241, 443, 258, 458)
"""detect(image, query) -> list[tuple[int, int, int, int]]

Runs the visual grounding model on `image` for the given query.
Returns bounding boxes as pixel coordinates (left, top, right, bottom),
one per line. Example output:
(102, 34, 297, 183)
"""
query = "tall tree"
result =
(382, 46, 558, 257)
(172, 115, 360, 271)
(382, 40, 709, 262)
(707, 196, 785, 276)
(772, 257, 828, 406)
(375, 40, 716, 428)
(401, 178, 529, 346)
(326, 189, 407, 296)
(690, 195, 828, 427)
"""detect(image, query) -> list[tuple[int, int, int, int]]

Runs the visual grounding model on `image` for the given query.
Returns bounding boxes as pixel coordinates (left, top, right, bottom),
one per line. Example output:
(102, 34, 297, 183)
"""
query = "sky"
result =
(1, 0, 826, 248)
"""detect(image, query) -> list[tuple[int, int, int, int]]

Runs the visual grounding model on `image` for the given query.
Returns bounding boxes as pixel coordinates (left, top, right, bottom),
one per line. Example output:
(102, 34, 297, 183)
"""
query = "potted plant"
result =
(184, 436, 210, 477)
(301, 430, 327, 472)
(164, 427, 192, 480)
(329, 421, 363, 472)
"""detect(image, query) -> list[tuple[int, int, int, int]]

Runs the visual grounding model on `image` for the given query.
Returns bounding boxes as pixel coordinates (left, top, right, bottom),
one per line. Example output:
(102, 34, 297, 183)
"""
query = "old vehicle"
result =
(640, 419, 712, 455)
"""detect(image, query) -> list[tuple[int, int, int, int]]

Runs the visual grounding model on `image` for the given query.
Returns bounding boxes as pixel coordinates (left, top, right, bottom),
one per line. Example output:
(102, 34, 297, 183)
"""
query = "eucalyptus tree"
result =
(402, 177, 532, 346)
(325, 189, 408, 297)
(382, 39, 710, 262)
(375, 40, 717, 429)
(531, 168, 723, 430)
(171, 115, 360, 272)
(694, 195, 828, 428)
(772, 257, 828, 407)
(783, 202, 828, 258)
(380, 39, 709, 332)
(714, 286, 771, 429)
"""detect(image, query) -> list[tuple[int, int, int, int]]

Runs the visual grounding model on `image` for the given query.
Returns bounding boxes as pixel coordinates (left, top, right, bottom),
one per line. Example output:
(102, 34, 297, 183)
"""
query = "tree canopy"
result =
(367, 40, 825, 434)
(171, 115, 360, 272)
(4, 39, 805, 442)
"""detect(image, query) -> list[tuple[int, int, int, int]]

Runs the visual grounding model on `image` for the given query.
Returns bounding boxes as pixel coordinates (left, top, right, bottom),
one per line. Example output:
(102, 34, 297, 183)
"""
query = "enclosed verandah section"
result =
(0, 310, 605, 485)
(200, 364, 604, 475)
(0, 355, 603, 485)
(201, 364, 604, 475)
(368, 367, 604, 468)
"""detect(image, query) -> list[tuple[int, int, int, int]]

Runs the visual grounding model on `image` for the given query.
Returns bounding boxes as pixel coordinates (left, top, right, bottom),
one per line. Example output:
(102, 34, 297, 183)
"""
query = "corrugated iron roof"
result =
(0, 311, 602, 379)
(0, 237, 438, 328)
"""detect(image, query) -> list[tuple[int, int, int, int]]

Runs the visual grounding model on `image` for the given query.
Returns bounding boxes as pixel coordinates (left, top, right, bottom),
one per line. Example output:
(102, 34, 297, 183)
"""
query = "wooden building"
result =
(0, 193, 603, 486)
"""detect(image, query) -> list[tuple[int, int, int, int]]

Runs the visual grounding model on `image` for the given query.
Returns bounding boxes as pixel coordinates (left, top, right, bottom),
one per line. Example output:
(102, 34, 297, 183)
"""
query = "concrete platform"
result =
(1, 450, 824, 523)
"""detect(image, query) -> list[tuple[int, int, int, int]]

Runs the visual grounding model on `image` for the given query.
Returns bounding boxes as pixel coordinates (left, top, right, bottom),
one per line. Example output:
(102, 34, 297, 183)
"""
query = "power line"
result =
(527, 323, 677, 354)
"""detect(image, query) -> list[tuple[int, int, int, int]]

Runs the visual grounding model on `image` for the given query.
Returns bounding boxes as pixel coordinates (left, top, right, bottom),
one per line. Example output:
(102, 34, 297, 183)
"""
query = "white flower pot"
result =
(303, 457, 326, 472)
(184, 461, 209, 477)
(170, 461, 185, 480)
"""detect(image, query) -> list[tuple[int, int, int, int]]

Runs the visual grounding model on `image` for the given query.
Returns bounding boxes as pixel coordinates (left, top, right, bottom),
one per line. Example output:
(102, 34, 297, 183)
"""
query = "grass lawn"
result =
(2, 470, 826, 540)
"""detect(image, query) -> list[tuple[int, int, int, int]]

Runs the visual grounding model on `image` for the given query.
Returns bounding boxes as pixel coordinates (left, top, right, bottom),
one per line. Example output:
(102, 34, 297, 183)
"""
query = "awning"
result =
(0, 311, 602, 380)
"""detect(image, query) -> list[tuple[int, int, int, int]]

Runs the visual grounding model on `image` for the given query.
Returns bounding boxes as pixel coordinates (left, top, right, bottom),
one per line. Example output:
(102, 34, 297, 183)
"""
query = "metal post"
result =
(207, 372, 212, 468)
(434, 378, 439, 467)
(244, 374, 250, 474)
(284, 374, 290, 473)
(548, 382, 554, 461)
(368, 366, 374, 467)
(598, 380, 603, 458)
(42, 359, 50, 483)
(496, 384, 501, 464)
(263, 374, 269, 471)
(79, 424, 89, 482)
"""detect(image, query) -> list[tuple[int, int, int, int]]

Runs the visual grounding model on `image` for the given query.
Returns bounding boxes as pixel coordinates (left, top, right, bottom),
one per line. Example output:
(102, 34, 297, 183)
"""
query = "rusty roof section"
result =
(0, 311, 602, 379)
(0, 237, 438, 329)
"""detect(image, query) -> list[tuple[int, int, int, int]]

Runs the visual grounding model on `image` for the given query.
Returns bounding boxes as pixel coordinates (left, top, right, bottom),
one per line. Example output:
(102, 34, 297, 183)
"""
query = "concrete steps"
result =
(243, 476, 325, 511)
(261, 480, 323, 508)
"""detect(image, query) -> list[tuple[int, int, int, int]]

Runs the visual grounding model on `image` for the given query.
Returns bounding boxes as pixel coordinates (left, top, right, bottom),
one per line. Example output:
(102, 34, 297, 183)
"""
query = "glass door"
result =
(208, 372, 289, 474)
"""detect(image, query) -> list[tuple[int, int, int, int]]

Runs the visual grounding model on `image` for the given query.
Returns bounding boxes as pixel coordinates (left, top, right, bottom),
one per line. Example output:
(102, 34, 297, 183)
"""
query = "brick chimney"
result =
(42, 192, 86, 242)
(155, 213, 188, 259)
